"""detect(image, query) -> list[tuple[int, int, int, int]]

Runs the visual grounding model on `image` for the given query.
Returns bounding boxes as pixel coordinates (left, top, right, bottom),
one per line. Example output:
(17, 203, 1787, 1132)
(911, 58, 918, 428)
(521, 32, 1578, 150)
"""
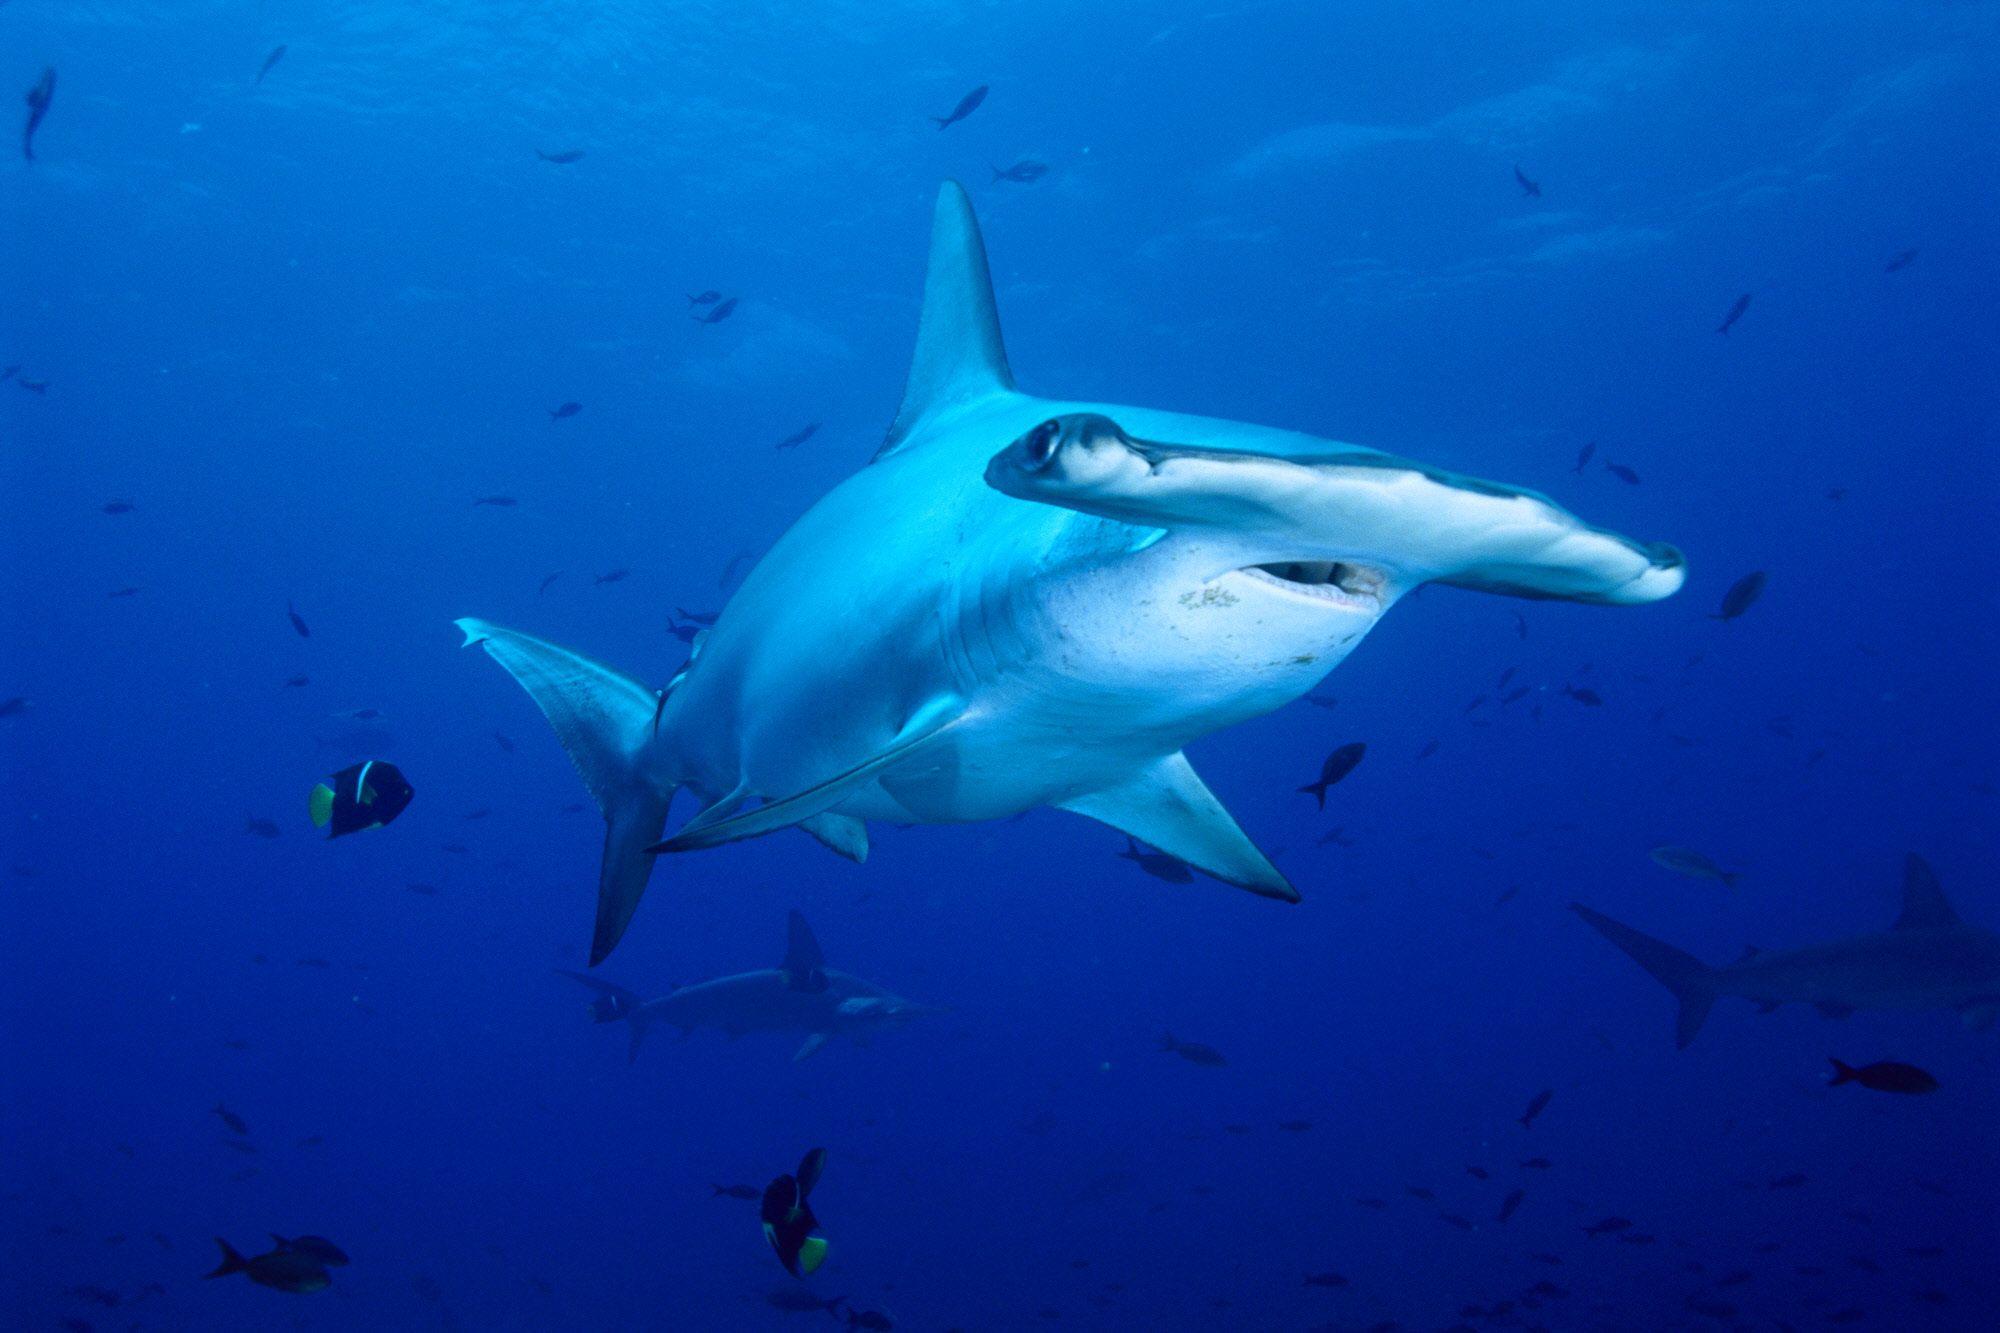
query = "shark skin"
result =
(459, 181, 1685, 964)
(1574, 855, 2000, 1048)
(558, 912, 933, 1062)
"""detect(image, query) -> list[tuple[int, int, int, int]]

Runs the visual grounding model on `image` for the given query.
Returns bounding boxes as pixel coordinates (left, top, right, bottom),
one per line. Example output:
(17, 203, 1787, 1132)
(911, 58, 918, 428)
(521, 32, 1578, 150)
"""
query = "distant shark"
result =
(459, 181, 1685, 964)
(558, 910, 933, 1063)
(1574, 855, 2000, 1047)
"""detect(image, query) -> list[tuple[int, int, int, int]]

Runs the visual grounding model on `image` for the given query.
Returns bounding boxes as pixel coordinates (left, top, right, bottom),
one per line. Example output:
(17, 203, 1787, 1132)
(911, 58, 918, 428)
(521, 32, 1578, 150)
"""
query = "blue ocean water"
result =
(4, 2, 1997, 1329)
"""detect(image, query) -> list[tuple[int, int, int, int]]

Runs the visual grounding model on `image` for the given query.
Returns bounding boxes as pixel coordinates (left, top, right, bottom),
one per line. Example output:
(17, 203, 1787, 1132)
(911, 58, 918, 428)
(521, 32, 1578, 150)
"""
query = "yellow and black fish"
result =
(309, 760, 414, 838)
(761, 1147, 828, 1277)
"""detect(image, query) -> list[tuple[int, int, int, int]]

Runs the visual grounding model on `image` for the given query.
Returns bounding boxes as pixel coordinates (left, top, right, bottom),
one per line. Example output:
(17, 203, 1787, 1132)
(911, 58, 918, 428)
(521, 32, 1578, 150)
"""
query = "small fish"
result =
(595, 568, 630, 585)
(1118, 837, 1191, 883)
(1883, 248, 1919, 273)
(23, 67, 55, 163)
(1829, 1058, 1937, 1094)
(1649, 845, 1739, 887)
(108, 585, 143, 598)
(765, 1289, 844, 1316)
(1715, 293, 1753, 335)
(1712, 570, 1766, 621)
(101, 500, 135, 515)
(536, 148, 586, 164)
(1440, 1213, 1473, 1230)
(271, 1234, 349, 1266)
(931, 84, 988, 129)
(688, 290, 723, 306)
(1518, 1157, 1551, 1170)
(1303, 690, 1338, 710)
(1768, 1172, 1807, 1189)
(1415, 738, 1439, 758)
(1493, 886, 1520, 907)
(774, 422, 821, 450)
(1572, 442, 1595, 473)
(309, 759, 415, 838)
(1159, 1032, 1226, 1066)
(537, 571, 563, 596)
(296, 956, 332, 967)
(1582, 1216, 1632, 1237)
(1465, 1166, 1489, 1180)
(676, 607, 721, 626)
(406, 882, 439, 895)
(16, 376, 50, 393)
(1603, 462, 1641, 485)
(205, 1238, 331, 1293)
(212, 1103, 250, 1136)
(244, 816, 280, 839)
(761, 1147, 830, 1277)
(1277, 1120, 1312, 1133)
(1512, 611, 1529, 640)
(286, 600, 311, 639)
(1513, 164, 1541, 198)
(692, 297, 739, 324)
(1315, 826, 1353, 847)
(1303, 1271, 1348, 1288)
(1354, 1197, 1388, 1210)
(844, 1306, 895, 1331)
(1561, 684, 1603, 706)
(473, 495, 518, 507)
(1298, 742, 1366, 808)
(712, 1183, 761, 1200)
(1518, 1087, 1553, 1129)
(283, 675, 310, 687)
(548, 401, 582, 421)
(1496, 1188, 1525, 1223)
(255, 45, 287, 85)
(1405, 1186, 1434, 1201)
(992, 159, 1049, 184)
(0, 697, 30, 717)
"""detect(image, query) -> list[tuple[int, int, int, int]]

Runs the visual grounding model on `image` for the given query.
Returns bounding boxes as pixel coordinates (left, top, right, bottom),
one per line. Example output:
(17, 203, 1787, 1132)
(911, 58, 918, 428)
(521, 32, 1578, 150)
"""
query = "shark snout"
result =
(985, 412, 1154, 509)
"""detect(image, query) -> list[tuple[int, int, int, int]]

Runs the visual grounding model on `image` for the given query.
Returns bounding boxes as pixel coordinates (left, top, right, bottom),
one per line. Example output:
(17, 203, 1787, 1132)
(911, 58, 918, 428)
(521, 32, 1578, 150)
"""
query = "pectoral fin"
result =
(651, 697, 966, 853)
(1060, 753, 1296, 901)
(801, 812, 870, 862)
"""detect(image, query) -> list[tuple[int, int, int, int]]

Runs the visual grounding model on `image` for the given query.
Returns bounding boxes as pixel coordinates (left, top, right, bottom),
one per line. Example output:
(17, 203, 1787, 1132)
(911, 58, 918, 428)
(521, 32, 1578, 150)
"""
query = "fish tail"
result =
(1828, 1058, 1857, 1086)
(1569, 903, 1717, 1048)
(1296, 781, 1326, 809)
(1719, 871, 1740, 888)
(1160, 1032, 1177, 1053)
(205, 1238, 248, 1279)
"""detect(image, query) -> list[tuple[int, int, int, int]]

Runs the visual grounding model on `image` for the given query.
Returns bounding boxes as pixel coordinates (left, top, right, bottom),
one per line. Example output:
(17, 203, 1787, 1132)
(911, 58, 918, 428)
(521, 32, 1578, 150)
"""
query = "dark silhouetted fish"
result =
(766, 1288, 845, 1316)
(993, 159, 1048, 183)
(108, 585, 143, 598)
(212, 1102, 250, 1135)
(1582, 1216, 1632, 1236)
(1496, 1188, 1525, 1223)
(1650, 844, 1739, 886)
(205, 1238, 330, 1293)
(1465, 1165, 1489, 1179)
(102, 500, 135, 515)
(284, 675, 309, 687)
(493, 731, 515, 753)
(713, 1183, 761, 1200)
(1829, 1058, 1937, 1094)
(1715, 293, 1752, 335)
(1604, 462, 1641, 485)
(256, 45, 287, 85)
(286, 600, 311, 638)
(1118, 837, 1191, 883)
(245, 816, 280, 839)
(23, 67, 55, 162)
(1278, 1119, 1311, 1132)
(1512, 612, 1528, 640)
(538, 571, 563, 596)
(549, 401, 582, 421)
(1304, 689, 1337, 709)
(595, 569, 629, 585)
(667, 619, 701, 645)
(1303, 1271, 1348, 1288)
(536, 148, 585, 164)
(693, 297, 739, 324)
(16, 376, 50, 393)
(775, 422, 820, 450)
(1160, 1032, 1226, 1066)
(1562, 684, 1602, 706)
(1712, 571, 1766, 621)
(1572, 442, 1595, 473)
(688, 290, 722, 306)
(1518, 1087, 1552, 1129)
(309, 760, 414, 838)
(474, 495, 518, 507)
(271, 1234, 349, 1266)
(931, 84, 988, 129)
(1513, 164, 1541, 198)
(1298, 742, 1365, 808)
(1884, 248, 1918, 273)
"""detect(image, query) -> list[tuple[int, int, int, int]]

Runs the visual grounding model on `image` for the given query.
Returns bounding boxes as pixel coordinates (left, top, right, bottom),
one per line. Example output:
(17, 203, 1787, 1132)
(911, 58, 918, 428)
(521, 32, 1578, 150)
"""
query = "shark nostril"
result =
(1023, 419, 1062, 469)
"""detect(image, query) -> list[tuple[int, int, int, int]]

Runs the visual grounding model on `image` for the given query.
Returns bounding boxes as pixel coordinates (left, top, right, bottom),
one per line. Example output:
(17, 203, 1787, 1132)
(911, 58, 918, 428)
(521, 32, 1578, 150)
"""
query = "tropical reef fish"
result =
(1715, 293, 1753, 335)
(993, 159, 1048, 183)
(102, 500, 135, 515)
(536, 148, 585, 164)
(1829, 1058, 1937, 1094)
(205, 1238, 330, 1293)
(1571, 442, 1594, 473)
(931, 85, 987, 129)
(255, 45, 287, 85)
(1512, 164, 1541, 198)
(1160, 1032, 1226, 1066)
(761, 1147, 829, 1277)
(693, 297, 738, 324)
(309, 760, 414, 838)
(558, 911, 932, 1062)
(286, 600, 311, 639)
(1650, 845, 1739, 886)
(549, 401, 582, 421)
(1518, 1087, 1552, 1128)
(211, 1103, 250, 1135)
(774, 422, 820, 451)
(23, 67, 55, 162)
(1883, 248, 1919, 272)
(1298, 742, 1366, 808)
(1119, 837, 1192, 883)
(455, 183, 1683, 963)
(1573, 855, 2000, 1047)
(1712, 571, 1766, 621)
(1604, 461, 1641, 485)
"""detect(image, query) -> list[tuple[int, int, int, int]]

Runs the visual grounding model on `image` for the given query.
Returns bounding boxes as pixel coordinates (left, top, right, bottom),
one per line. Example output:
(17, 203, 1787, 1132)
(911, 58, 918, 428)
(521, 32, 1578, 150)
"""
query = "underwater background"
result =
(4, 2, 1997, 1329)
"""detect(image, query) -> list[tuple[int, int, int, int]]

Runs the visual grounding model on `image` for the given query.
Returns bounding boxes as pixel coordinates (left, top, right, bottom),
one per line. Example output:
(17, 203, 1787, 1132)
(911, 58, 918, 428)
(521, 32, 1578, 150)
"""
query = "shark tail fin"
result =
(457, 619, 676, 965)
(1570, 903, 1717, 1048)
(878, 182, 1015, 459)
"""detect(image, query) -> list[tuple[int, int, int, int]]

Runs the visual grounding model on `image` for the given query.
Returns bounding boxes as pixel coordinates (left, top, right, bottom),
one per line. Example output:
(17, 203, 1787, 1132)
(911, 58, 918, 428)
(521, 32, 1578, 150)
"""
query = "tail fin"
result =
(205, 1238, 249, 1279)
(1828, 1058, 1858, 1086)
(457, 619, 676, 964)
(1570, 903, 1718, 1048)
(1297, 780, 1327, 809)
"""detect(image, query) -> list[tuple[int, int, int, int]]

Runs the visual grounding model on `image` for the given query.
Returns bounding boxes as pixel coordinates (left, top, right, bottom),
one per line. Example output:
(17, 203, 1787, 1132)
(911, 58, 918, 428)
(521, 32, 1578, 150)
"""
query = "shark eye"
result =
(1022, 419, 1062, 470)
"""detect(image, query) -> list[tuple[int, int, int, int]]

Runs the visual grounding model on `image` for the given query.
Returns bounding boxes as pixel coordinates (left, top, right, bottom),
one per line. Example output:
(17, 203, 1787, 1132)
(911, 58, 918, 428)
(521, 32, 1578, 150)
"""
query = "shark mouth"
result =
(1237, 560, 1387, 609)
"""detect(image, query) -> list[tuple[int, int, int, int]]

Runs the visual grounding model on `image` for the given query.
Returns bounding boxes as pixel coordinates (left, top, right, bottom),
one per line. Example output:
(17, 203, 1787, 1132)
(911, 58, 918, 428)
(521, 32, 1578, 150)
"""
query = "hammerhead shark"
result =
(459, 181, 1685, 963)
(558, 911, 932, 1063)
(1574, 855, 2000, 1047)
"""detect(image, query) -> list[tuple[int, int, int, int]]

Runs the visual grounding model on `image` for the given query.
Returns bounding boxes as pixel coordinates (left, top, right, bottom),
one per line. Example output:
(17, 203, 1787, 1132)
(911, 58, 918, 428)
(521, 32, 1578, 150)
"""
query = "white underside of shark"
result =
(459, 182, 1686, 964)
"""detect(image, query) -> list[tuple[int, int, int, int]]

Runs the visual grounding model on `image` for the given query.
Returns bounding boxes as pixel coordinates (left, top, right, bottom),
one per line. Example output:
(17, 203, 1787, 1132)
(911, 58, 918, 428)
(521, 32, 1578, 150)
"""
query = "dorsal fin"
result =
(1894, 853, 1959, 929)
(877, 181, 1015, 459)
(783, 909, 829, 992)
